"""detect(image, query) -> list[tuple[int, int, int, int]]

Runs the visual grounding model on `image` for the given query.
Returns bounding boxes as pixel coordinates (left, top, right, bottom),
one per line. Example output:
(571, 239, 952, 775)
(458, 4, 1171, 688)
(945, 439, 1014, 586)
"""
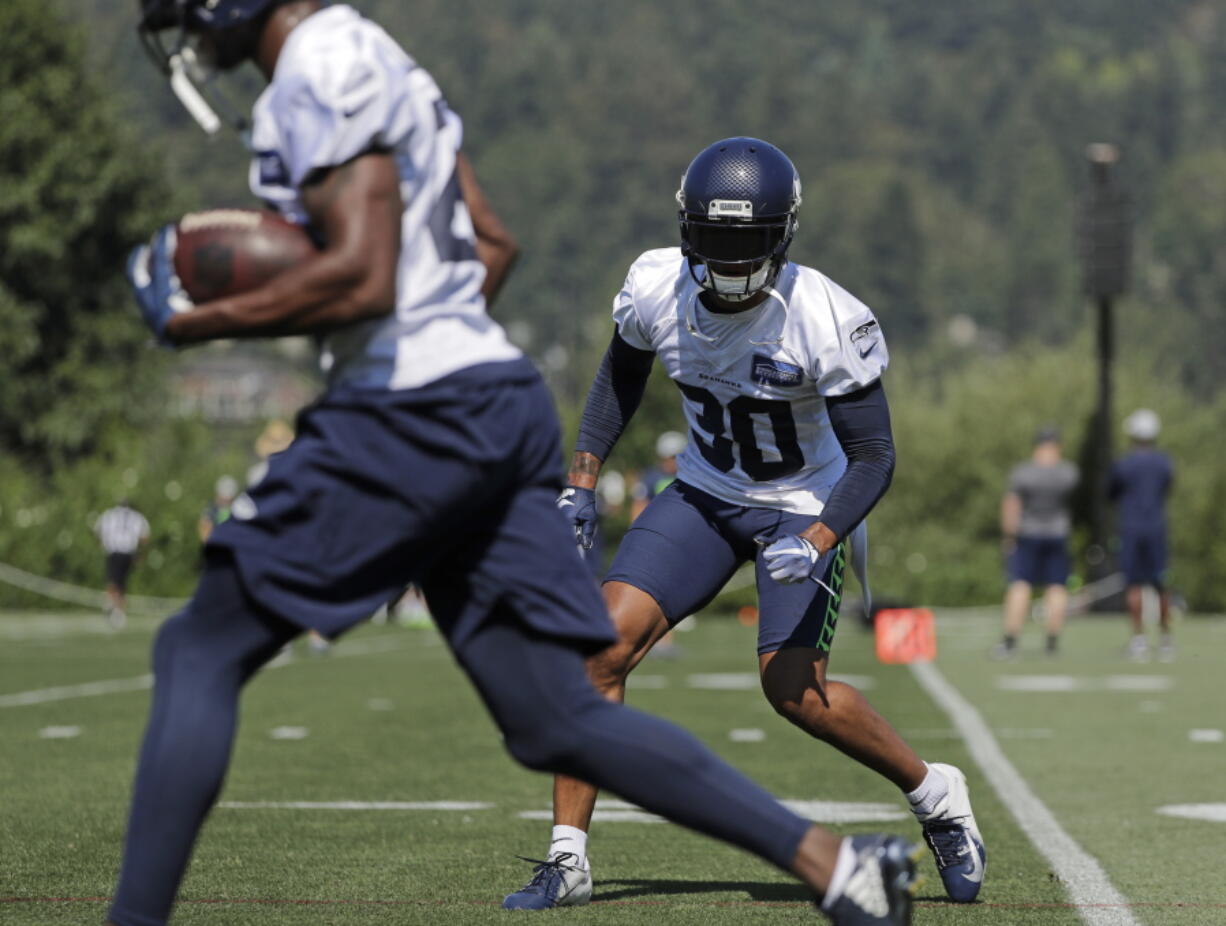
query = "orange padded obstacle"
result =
(874, 608, 937, 664)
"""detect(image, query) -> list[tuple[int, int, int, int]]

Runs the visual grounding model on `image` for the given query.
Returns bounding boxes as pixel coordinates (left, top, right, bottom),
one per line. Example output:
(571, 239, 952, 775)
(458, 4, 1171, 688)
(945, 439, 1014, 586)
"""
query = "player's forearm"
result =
(475, 237, 519, 310)
(567, 451, 603, 490)
(574, 330, 655, 461)
(817, 380, 896, 543)
(166, 151, 404, 344)
(799, 521, 840, 556)
(808, 451, 893, 550)
(166, 250, 394, 343)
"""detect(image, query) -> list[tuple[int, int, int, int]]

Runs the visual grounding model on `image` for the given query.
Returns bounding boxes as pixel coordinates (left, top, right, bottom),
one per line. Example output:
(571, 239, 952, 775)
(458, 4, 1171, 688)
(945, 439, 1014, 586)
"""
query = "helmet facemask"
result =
(137, 0, 261, 138)
(680, 214, 795, 302)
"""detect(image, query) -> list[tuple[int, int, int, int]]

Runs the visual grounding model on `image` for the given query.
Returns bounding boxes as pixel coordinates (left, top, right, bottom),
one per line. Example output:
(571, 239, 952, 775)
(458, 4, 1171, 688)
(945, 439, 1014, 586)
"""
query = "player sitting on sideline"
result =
(504, 137, 984, 910)
(109, 5, 916, 925)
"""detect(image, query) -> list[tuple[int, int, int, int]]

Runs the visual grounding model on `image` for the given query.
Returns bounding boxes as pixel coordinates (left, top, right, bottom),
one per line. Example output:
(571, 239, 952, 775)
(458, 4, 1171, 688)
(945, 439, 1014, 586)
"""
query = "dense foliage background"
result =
(3, 0, 1224, 609)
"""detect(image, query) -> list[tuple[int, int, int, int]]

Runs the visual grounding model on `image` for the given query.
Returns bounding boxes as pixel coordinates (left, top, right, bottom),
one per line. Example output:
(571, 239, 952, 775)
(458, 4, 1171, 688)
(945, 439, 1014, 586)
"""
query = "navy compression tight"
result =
(108, 563, 810, 926)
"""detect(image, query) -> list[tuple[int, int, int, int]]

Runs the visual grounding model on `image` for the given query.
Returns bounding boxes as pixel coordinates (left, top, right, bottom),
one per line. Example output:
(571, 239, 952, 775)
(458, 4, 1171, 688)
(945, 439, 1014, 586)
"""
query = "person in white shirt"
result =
(94, 499, 150, 627)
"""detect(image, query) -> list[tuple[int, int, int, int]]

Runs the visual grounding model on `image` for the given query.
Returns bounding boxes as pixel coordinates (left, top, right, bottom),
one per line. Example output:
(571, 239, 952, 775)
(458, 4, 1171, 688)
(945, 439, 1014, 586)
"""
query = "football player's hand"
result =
(126, 224, 193, 346)
(760, 533, 824, 584)
(557, 486, 598, 551)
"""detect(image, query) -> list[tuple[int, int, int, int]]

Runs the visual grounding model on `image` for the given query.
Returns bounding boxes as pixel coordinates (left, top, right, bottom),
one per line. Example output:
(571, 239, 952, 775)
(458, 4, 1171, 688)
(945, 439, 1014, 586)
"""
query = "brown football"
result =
(173, 209, 317, 303)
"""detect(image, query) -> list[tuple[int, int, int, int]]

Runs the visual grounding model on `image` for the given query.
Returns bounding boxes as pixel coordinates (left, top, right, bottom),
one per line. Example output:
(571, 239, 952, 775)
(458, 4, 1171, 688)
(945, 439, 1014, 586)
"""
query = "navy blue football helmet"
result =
(676, 137, 802, 301)
(137, 0, 292, 134)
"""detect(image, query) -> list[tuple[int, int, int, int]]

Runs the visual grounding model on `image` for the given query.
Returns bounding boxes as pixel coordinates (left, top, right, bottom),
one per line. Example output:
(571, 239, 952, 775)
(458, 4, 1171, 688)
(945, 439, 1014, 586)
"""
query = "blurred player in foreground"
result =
(109, 4, 916, 924)
(505, 137, 983, 911)
(993, 427, 1079, 659)
(1111, 409, 1175, 661)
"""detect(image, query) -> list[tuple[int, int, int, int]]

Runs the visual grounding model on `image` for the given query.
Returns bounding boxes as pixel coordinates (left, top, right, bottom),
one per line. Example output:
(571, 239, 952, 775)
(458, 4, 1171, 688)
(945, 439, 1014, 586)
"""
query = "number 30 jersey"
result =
(613, 248, 889, 516)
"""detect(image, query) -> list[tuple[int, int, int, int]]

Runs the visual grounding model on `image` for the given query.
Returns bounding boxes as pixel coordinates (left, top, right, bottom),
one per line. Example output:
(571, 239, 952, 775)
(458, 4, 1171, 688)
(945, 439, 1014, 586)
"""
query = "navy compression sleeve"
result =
(574, 330, 656, 460)
(818, 379, 896, 541)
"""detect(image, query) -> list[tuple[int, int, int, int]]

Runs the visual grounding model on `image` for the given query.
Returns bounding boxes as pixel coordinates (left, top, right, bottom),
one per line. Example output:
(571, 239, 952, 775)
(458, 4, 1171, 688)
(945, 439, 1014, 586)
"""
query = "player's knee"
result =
(501, 695, 611, 774)
(502, 721, 583, 773)
(586, 643, 633, 693)
(763, 677, 837, 735)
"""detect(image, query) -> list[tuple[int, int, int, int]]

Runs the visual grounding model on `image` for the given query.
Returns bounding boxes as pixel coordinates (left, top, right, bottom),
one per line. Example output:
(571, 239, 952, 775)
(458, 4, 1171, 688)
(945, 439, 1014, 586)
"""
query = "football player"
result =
(108, 5, 916, 925)
(505, 137, 986, 910)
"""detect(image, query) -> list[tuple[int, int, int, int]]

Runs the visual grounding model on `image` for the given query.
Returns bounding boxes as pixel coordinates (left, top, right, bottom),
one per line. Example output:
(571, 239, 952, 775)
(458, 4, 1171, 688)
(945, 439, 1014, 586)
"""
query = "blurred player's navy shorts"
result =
(606, 480, 846, 655)
(1118, 529, 1167, 586)
(207, 357, 615, 651)
(1007, 536, 1070, 586)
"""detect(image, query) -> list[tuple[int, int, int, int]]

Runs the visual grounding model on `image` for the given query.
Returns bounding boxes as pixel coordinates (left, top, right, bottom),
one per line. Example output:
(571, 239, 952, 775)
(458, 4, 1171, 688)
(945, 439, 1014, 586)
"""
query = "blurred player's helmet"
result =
(677, 137, 801, 302)
(655, 431, 687, 460)
(137, 0, 289, 135)
(1124, 408, 1161, 441)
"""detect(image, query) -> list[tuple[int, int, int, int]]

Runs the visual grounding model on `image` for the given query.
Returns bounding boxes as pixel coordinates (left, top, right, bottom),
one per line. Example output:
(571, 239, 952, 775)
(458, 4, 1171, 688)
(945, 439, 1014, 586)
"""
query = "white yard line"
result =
(0, 634, 405, 709)
(0, 675, 154, 707)
(219, 801, 492, 811)
(911, 660, 1139, 926)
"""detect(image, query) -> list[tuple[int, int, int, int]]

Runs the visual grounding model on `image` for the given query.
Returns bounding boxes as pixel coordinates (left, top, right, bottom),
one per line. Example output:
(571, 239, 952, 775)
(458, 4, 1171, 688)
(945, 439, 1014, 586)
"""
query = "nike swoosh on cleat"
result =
(961, 838, 984, 884)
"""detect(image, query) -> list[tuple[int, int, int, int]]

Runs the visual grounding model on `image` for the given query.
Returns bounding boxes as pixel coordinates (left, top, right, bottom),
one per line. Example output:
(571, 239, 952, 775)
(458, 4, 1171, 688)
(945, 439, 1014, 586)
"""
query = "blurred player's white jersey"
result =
(613, 248, 888, 515)
(248, 4, 520, 390)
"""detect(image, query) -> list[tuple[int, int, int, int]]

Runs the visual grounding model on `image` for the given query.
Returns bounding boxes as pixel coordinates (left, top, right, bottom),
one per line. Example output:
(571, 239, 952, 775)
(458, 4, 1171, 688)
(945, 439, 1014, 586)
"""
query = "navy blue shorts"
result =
(207, 358, 615, 651)
(1007, 536, 1070, 586)
(605, 481, 846, 656)
(105, 552, 135, 590)
(1119, 530, 1167, 586)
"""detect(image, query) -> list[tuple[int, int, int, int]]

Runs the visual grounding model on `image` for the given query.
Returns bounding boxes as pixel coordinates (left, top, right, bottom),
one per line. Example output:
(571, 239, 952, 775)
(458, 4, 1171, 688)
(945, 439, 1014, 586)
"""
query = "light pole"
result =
(1076, 143, 1132, 585)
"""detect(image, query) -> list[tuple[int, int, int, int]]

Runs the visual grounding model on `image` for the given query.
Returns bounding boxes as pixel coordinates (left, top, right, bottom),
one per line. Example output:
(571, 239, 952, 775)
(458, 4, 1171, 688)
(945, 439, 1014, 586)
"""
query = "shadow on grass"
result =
(595, 879, 812, 903)
(913, 892, 977, 905)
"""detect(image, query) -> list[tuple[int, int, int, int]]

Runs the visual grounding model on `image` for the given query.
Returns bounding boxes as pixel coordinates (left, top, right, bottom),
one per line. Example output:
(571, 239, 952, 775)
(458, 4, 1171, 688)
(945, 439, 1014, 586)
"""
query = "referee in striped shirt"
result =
(94, 500, 150, 628)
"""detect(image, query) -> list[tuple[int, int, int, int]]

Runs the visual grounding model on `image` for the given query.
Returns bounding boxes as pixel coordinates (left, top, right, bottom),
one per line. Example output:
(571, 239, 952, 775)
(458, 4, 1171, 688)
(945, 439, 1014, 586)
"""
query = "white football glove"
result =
(761, 534, 823, 584)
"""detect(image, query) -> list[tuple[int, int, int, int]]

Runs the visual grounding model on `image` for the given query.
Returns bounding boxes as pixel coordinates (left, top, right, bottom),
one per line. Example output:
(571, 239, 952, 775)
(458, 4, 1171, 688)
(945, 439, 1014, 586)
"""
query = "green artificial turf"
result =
(2, 607, 1222, 925)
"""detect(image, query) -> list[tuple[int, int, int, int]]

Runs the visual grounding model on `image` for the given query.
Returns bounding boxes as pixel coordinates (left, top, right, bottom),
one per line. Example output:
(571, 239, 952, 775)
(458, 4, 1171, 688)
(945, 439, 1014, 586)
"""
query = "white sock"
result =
(820, 838, 858, 910)
(549, 825, 588, 867)
(905, 762, 949, 817)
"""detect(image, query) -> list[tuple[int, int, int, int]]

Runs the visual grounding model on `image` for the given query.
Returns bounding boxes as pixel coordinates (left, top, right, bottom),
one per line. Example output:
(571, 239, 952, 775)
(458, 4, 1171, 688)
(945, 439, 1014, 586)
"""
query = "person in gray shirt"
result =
(992, 428, 1080, 658)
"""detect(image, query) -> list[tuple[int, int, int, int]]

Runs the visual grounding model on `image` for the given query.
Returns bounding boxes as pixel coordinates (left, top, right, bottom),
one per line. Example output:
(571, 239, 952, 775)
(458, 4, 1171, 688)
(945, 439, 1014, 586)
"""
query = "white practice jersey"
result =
(613, 249, 889, 515)
(95, 506, 150, 555)
(248, 5, 520, 390)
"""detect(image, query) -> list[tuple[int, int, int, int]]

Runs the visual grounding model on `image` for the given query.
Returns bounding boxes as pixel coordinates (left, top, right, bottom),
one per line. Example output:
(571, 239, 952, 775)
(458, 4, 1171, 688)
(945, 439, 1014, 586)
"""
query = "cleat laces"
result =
(514, 852, 581, 899)
(923, 823, 970, 870)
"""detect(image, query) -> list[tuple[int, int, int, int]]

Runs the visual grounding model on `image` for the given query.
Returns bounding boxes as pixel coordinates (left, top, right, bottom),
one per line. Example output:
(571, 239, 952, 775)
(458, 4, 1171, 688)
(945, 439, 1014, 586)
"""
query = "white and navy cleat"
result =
(824, 835, 921, 925)
(502, 852, 592, 910)
(915, 763, 986, 903)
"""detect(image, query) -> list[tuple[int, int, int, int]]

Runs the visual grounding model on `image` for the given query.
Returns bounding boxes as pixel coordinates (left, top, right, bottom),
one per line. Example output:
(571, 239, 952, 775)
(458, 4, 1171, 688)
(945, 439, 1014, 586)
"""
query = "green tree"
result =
(863, 178, 928, 340)
(0, 0, 182, 468)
